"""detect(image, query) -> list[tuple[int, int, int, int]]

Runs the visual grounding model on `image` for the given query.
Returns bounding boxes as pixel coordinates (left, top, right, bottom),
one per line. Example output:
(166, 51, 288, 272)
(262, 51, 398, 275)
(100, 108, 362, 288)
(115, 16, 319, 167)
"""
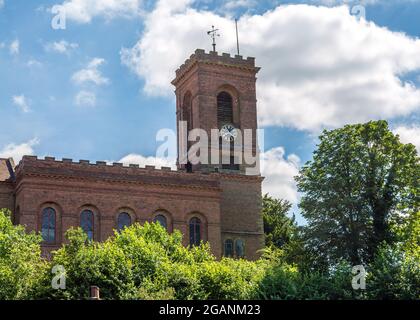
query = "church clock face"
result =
(220, 124, 238, 142)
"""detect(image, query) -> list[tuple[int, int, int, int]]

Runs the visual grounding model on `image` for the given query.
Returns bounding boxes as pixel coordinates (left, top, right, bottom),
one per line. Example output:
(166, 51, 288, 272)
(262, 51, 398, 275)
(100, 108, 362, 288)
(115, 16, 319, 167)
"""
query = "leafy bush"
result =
(367, 243, 420, 300)
(0, 209, 48, 300)
(1, 208, 418, 300)
(45, 228, 136, 299)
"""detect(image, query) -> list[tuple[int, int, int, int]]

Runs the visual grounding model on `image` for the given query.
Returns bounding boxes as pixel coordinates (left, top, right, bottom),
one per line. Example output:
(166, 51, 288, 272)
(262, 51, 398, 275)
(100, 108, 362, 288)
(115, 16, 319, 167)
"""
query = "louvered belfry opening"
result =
(183, 92, 192, 131)
(217, 91, 233, 127)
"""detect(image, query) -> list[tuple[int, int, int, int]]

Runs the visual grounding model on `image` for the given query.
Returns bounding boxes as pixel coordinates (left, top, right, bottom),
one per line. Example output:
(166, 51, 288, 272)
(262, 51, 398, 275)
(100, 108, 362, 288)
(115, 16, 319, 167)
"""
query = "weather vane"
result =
(207, 25, 220, 52)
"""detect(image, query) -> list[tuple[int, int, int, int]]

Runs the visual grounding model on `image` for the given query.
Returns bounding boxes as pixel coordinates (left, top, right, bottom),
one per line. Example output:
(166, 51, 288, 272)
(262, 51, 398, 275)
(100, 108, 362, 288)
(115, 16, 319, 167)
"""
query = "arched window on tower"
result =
(153, 214, 168, 230)
(81, 210, 94, 240)
(117, 212, 132, 232)
(41, 207, 56, 243)
(217, 91, 233, 127)
(189, 217, 201, 246)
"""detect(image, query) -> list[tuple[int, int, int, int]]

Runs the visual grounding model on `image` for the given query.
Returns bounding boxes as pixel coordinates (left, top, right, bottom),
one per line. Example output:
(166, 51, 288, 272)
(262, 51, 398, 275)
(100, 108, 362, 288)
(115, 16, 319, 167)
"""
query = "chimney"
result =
(89, 286, 100, 300)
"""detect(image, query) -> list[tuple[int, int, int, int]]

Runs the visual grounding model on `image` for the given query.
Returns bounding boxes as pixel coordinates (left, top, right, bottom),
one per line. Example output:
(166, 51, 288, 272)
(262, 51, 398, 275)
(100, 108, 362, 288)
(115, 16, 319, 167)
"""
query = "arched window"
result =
(117, 212, 132, 231)
(81, 210, 94, 240)
(217, 91, 233, 126)
(189, 217, 201, 247)
(224, 239, 234, 257)
(235, 239, 245, 258)
(41, 207, 56, 243)
(153, 214, 167, 230)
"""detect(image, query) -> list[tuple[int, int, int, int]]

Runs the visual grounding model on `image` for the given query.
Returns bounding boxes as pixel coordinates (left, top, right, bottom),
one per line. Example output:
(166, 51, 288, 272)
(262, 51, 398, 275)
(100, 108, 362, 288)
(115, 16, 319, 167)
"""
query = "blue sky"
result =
(1, 0, 420, 223)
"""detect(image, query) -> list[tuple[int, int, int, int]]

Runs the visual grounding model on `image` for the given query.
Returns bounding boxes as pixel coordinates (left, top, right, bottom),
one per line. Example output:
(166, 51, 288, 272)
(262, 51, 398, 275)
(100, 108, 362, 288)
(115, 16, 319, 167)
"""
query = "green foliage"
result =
(41, 222, 267, 300)
(257, 253, 359, 300)
(0, 207, 418, 300)
(367, 243, 420, 300)
(45, 228, 137, 300)
(0, 209, 48, 300)
(296, 120, 419, 265)
(263, 194, 296, 248)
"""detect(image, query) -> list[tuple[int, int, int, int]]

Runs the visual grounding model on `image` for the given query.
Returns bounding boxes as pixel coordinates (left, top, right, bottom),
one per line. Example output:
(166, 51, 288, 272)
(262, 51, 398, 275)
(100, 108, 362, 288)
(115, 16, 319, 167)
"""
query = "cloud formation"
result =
(72, 58, 109, 86)
(0, 138, 39, 163)
(261, 147, 300, 204)
(55, 0, 143, 23)
(75, 90, 96, 107)
(122, 2, 420, 132)
(118, 154, 177, 169)
(9, 39, 19, 55)
(394, 124, 420, 152)
(45, 40, 78, 54)
(12, 95, 30, 113)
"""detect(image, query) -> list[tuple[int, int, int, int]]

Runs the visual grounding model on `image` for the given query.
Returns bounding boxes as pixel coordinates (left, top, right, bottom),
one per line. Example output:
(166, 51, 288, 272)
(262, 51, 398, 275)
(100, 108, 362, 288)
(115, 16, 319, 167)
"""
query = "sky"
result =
(0, 0, 419, 223)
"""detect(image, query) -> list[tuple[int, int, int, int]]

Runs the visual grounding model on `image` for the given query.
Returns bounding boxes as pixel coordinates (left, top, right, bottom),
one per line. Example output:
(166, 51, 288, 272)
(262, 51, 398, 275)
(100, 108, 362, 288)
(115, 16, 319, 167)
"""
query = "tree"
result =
(262, 194, 296, 248)
(0, 209, 48, 300)
(296, 120, 419, 266)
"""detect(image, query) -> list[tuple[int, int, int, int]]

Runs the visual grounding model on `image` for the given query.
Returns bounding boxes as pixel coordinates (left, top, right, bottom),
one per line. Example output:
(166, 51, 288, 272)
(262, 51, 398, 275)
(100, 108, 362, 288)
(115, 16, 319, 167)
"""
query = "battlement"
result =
(16, 156, 261, 184)
(18, 155, 178, 173)
(173, 49, 259, 84)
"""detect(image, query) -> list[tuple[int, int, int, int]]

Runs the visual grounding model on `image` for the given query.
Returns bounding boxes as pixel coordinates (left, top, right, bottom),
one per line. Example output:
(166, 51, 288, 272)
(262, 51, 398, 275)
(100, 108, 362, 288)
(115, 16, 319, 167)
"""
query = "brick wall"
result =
(219, 175, 264, 260)
(0, 181, 14, 212)
(14, 156, 223, 257)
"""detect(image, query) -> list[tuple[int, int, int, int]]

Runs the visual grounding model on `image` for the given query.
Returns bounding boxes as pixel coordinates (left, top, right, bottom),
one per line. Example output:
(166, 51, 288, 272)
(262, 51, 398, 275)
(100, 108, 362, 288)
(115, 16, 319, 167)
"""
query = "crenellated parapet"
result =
(16, 156, 182, 173)
(15, 156, 261, 186)
(14, 155, 222, 192)
(172, 49, 260, 86)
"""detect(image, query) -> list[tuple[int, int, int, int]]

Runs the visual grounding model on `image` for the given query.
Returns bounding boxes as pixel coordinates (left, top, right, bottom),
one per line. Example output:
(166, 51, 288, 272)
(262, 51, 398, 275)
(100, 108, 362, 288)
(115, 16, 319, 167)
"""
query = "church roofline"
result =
(15, 155, 262, 183)
(16, 155, 180, 174)
(14, 155, 262, 189)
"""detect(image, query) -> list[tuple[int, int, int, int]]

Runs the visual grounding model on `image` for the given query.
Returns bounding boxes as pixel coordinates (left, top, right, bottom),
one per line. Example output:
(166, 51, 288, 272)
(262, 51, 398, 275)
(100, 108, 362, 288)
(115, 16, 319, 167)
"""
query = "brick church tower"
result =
(172, 49, 264, 258)
(172, 49, 261, 174)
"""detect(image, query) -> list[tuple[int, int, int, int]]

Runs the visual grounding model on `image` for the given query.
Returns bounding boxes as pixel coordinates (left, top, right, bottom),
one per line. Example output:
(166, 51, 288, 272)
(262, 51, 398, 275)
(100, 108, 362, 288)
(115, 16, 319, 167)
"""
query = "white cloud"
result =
(27, 59, 42, 67)
(118, 154, 177, 169)
(121, 3, 420, 132)
(12, 95, 30, 113)
(54, 0, 143, 23)
(9, 39, 19, 55)
(72, 58, 109, 86)
(261, 147, 300, 204)
(393, 124, 420, 152)
(0, 138, 39, 163)
(45, 40, 78, 54)
(224, 0, 256, 10)
(75, 90, 96, 107)
(0, 0, 4, 9)
(310, 0, 377, 5)
(310, 0, 420, 5)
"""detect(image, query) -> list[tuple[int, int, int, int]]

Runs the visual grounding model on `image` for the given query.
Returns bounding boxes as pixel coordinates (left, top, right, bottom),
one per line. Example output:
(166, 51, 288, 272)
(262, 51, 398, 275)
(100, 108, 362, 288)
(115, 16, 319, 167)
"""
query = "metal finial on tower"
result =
(207, 25, 220, 52)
